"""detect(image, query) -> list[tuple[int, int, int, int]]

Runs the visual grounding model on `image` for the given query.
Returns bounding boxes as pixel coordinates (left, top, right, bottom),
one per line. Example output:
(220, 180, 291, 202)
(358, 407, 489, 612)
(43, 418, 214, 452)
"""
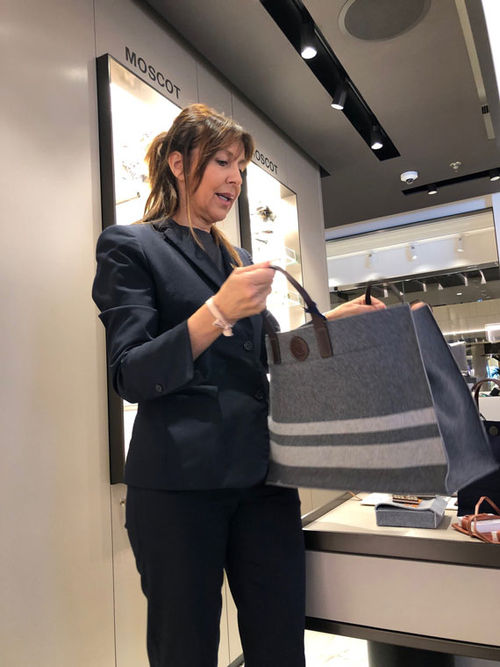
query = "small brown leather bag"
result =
(452, 496, 500, 544)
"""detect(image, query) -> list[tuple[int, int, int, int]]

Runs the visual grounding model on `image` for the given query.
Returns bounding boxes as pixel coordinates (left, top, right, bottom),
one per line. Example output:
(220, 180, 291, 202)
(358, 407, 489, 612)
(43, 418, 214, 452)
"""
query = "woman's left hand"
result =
(323, 294, 386, 321)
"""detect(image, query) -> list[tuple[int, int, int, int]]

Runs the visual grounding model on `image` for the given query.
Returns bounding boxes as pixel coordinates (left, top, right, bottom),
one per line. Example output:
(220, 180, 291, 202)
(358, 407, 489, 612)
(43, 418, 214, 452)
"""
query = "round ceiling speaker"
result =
(339, 0, 431, 41)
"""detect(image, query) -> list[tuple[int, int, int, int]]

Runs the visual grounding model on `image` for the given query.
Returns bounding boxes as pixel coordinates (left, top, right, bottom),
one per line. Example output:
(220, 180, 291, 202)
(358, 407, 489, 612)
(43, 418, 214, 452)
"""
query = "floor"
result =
(304, 631, 368, 666)
(302, 633, 500, 667)
(238, 632, 368, 666)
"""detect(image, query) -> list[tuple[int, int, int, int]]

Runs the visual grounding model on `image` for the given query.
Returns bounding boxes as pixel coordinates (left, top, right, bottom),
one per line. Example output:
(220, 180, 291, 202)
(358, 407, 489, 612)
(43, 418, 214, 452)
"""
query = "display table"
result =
(303, 493, 500, 662)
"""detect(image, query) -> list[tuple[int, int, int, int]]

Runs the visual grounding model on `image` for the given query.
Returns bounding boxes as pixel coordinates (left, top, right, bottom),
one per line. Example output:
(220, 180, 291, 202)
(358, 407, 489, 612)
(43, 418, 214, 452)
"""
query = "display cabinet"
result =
(96, 54, 180, 482)
(238, 161, 305, 331)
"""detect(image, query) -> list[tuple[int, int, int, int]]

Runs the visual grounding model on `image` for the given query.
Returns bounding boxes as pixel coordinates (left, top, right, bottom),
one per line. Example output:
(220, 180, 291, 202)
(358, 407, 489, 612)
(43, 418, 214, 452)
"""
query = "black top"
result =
(169, 220, 225, 276)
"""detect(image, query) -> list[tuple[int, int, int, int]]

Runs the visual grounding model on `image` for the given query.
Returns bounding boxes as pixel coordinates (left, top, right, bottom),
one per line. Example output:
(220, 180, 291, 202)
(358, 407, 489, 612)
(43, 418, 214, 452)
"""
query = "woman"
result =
(92, 103, 384, 667)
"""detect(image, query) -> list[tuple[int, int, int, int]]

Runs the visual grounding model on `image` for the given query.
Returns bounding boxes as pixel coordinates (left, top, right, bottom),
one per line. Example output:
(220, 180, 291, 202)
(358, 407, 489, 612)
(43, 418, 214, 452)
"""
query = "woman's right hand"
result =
(213, 261, 275, 322)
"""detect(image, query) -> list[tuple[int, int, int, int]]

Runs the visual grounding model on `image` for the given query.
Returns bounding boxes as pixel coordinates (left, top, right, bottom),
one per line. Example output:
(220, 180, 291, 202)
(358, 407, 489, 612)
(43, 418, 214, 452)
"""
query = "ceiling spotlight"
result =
(422, 281, 427, 292)
(383, 287, 389, 298)
(437, 282, 444, 291)
(479, 270, 486, 285)
(331, 83, 347, 110)
(370, 124, 383, 150)
(408, 244, 417, 261)
(403, 166, 500, 195)
(456, 236, 464, 253)
(300, 20, 317, 59)
(261, 1, 399, 160)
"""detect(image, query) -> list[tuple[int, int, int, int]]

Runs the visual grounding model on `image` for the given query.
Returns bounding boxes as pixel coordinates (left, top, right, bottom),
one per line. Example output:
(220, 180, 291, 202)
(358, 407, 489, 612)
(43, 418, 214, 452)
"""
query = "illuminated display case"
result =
(239, 162, 305, 332)
(96, 54, 180, 482)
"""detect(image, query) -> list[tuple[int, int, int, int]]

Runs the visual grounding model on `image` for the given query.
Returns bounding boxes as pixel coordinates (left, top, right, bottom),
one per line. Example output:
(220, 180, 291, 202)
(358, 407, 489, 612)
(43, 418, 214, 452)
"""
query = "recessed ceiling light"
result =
(427, 184, 438, 195)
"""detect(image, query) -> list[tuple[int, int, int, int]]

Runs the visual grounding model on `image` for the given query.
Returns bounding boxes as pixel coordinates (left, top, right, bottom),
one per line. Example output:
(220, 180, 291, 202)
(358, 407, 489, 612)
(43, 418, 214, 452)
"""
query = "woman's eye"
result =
(216, 159, 228, 167)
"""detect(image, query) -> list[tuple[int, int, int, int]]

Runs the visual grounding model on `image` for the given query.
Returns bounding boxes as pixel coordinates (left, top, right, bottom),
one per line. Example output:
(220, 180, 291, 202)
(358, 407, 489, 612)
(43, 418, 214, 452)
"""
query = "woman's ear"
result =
(168, 151, 185, 181)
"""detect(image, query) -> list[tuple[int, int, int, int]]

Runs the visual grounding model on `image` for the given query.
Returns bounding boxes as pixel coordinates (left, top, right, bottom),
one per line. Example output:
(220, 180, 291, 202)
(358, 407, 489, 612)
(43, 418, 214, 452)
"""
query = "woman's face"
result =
(186, 140, 247, 231)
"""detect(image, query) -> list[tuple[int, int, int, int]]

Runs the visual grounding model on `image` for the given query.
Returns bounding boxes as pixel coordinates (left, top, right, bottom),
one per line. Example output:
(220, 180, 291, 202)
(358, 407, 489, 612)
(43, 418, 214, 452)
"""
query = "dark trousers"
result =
(126, 484, 306, 667)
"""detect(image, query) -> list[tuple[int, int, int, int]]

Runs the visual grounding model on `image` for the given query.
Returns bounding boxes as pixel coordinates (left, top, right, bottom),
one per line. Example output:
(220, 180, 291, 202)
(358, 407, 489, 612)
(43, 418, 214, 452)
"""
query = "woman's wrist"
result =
(205, 297, 235, 337)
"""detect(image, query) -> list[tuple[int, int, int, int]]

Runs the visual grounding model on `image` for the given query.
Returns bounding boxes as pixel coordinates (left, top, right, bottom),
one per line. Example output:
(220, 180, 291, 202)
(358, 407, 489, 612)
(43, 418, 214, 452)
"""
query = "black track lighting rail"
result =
(402, 167, 500, 195)
(260, 0, 400, 160)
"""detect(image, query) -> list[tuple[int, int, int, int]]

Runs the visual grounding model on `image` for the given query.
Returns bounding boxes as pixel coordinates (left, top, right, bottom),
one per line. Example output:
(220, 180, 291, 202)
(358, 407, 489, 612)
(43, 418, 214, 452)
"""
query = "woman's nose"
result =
(228, 165, 242, 186)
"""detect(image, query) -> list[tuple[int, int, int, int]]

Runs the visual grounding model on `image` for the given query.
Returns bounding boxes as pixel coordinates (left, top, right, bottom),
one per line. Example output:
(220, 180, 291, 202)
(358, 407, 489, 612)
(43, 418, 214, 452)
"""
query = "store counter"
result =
(303, 493, 500, 662)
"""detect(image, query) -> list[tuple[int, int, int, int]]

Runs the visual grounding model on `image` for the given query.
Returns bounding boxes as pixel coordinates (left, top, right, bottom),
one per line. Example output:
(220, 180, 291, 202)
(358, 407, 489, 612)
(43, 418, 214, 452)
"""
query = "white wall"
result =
(1, 1, 329, 665)
(1, 1, 115, 665)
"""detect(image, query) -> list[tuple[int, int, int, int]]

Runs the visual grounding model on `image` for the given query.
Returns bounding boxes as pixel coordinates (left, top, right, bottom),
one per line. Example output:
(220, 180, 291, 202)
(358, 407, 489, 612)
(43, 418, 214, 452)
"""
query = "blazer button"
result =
(254, 390, 265, 400)
(243, 340, 254, 351)
(155, 383, 164, 393)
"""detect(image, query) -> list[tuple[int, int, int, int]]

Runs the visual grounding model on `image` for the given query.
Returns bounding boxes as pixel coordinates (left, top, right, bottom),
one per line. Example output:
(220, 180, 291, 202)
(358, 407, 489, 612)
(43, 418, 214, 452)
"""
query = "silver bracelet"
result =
(205, 297, 234, 337)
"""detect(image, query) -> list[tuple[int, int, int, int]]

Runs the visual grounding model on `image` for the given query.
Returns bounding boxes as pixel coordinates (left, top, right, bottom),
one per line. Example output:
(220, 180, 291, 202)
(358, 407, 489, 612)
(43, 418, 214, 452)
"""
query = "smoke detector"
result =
(400, 170, 419, 184)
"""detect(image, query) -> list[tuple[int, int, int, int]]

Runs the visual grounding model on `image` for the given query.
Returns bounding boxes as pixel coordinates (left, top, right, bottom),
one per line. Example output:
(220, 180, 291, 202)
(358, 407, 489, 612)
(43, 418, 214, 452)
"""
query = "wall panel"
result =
(95, 0, 198, 108)
(196, 60, 233, 118)
(1, 0, 115, 665)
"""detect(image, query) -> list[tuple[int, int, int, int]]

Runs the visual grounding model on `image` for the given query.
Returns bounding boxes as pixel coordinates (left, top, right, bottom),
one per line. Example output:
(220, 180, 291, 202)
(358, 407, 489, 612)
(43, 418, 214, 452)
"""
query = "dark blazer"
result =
(92, 220, 272, 490)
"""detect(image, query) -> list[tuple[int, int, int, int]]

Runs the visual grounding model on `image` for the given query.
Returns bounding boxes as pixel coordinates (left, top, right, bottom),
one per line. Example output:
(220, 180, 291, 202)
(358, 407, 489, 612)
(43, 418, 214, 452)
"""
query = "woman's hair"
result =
(141, 103, 255, 266)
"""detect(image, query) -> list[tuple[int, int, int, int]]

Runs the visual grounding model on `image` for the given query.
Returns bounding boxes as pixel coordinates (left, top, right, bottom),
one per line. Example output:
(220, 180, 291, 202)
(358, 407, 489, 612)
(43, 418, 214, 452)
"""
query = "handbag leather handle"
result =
(472, 377, 500, 406)
(474, 495, 500, 516)
(265, 265, 332, 364)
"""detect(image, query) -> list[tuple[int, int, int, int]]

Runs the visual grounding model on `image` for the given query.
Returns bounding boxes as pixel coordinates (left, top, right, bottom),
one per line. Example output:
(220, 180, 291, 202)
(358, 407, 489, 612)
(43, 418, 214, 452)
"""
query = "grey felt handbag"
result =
(265, 267, 499, 494)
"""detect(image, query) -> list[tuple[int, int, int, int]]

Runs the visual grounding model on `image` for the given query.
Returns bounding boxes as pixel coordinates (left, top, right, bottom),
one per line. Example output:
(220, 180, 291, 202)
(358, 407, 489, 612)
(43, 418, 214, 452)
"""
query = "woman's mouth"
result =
(216, 193, 234, 203)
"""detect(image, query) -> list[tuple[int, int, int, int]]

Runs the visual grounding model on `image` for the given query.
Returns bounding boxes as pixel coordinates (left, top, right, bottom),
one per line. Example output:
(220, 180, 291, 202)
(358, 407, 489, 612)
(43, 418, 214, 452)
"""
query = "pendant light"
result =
(331, 83, 347, 110)
(370, 124, 383, 150)
(300, 20, 317, 59)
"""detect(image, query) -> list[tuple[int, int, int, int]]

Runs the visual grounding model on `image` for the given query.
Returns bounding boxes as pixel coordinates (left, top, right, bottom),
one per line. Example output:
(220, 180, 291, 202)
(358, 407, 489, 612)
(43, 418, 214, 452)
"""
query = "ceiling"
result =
(331, 266, 500, 309)
(142, 0, 500, 230)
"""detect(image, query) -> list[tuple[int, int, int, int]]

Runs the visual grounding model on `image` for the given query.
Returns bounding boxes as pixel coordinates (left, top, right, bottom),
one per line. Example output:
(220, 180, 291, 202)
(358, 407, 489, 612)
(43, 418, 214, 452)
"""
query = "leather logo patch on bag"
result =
(290, 336, 309, 361)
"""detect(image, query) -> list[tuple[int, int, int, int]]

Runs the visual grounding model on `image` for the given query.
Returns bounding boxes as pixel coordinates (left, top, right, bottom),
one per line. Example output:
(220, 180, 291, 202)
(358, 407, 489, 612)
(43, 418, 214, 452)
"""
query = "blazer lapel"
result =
(162, 221, 225, 291)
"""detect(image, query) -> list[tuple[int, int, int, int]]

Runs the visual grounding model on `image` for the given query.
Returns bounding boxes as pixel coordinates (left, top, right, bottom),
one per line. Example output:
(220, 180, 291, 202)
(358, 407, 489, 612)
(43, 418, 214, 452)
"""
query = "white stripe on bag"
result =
(269, 407, 437, 436)
(269, 437, 446, 469)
